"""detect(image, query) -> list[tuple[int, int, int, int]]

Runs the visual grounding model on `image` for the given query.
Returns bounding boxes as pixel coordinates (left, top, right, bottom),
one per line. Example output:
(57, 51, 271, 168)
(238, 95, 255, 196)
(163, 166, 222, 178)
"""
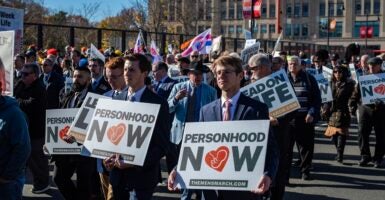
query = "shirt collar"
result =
(159, 75, 168, 83)
(92, 75, 103, 84)
(127, 86, 146, 101)
(221, 90, 241, 107)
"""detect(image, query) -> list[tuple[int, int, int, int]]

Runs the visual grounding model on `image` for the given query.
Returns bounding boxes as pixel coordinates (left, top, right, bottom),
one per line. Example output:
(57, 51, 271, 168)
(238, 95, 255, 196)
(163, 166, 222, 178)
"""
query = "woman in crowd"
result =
(323, 66, 355, 163)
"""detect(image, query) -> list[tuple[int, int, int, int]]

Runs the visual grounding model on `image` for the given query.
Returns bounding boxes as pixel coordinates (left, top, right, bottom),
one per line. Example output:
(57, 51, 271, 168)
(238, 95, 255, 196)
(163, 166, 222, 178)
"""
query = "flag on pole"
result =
(89, 43, 105, 63)
(134, 32, 145, 54)
(150, 40, 162, 63)
(181, 29, 212, 57)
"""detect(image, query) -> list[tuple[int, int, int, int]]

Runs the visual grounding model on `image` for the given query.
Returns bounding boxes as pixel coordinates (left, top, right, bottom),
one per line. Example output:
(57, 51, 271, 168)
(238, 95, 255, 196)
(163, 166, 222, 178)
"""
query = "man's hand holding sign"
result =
(168, 56, 278, 199)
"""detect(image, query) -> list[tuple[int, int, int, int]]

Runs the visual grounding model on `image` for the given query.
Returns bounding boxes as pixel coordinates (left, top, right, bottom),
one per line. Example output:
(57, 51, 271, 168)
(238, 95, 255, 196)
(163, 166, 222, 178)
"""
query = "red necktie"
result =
(223, 99, 231, 121)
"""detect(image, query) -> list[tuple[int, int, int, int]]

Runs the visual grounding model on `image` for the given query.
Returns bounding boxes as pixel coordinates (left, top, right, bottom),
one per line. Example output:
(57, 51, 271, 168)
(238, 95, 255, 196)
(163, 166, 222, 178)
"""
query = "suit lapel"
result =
(234, 94, 247, 120)
(213, 99, 222, 121)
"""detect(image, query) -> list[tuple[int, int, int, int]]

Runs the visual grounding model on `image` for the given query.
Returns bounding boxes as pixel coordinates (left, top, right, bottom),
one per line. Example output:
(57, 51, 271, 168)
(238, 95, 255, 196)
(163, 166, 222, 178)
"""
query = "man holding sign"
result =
(168, 55, 278, 199)
(248, 54, 295, 199)
(104, 53, 177, 199)
(350, 57, 385, 168)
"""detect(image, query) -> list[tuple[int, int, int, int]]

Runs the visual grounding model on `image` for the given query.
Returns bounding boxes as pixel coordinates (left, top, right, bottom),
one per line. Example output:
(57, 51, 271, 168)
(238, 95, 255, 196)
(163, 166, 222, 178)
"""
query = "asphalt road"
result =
(23, 120, 385, 200)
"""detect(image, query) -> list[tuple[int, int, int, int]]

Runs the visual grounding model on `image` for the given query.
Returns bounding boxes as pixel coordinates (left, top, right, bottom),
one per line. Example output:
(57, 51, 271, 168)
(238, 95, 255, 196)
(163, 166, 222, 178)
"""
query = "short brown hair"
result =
(124, 53, 151, 73)
(212, 55, 243, 74)
(105, 57, 125, 70)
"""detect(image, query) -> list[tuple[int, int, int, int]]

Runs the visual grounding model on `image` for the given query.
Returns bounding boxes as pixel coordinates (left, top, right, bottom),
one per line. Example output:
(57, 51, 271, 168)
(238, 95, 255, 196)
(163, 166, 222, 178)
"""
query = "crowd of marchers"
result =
(0, 42, 384, 200)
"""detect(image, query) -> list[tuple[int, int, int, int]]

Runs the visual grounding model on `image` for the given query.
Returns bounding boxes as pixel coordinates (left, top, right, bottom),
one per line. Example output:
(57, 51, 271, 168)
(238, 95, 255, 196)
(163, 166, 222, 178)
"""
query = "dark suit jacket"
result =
(154, 76, 178, 100)
(199, 93, 279, 198)
(110, 87, 177, 190)
(14, 79, 47, 139)
(93, 76, 111, 95)
(39, 72, 64, 109)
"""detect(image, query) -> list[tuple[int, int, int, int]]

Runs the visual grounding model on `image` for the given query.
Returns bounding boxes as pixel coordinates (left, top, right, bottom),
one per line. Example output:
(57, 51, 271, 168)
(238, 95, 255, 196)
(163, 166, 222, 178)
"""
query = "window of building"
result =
(198, 0, 204, 20)
(374, 0, 381, 14)
(353, 21, 380, 38)
(176, 26, 182, 33)
(302, 24, 308, 36)
(169, 0, 175, 21)
(355, 0, 361, 15)
(293, 24, 300, 36)
(261, 24, 267, 33)
(269, 4, 276, 18)
(206, 0, 212, 20)
(336, 0, 344, 16)
(237, 2, 243, 19)
(285, 24, 292, 36)
(236, 25, 243, 35)
(261, 3, 267, 18)
(294, 0, 301, 17)
(198, 26, 205, 33)
(269, 24, 275, 34)
(228, 2, 235, 19)
(319, 21, 343, 38)
(229, 25, 235, 34)
(319, 0, 325, 17)
(328, 0, 335, 16)
(221, 1, 227, 19)
(302, 1, 309, 17)
(252, 24, 259, 34)
(221, 26, 226, 34)
(286, 4, 292, 18)
(364, 0, 370, 15)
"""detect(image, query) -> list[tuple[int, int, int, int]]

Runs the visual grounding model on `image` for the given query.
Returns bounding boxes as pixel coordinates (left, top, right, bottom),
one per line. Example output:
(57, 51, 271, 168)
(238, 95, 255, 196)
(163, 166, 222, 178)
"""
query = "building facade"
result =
(152, 0, 385, 53)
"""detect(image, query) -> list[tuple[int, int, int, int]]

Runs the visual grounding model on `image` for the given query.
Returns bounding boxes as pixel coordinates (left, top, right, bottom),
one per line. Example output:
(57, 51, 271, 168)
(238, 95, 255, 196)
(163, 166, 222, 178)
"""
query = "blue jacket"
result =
(167, 81, 217, 144)
(0, 96, 31, 181)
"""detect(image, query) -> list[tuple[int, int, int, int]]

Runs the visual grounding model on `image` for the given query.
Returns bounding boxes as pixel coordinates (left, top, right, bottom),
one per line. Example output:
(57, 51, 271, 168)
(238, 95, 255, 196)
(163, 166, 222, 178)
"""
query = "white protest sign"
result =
(45, 109, 81, 155)
(0, 6, 23, 54)
(305, 68, 317, 76)
(83, 99, 160, 166)
(241, 42, 260, 65)
(271, 32, 283, 56)
(90, 43, 105, 63)
(168, 64, 181, 78)
(240, 69, 300, 118)
(244, 30, 252, 40)
(244, 39, 257, 49)
(0, 30, 14, 96)
(349, 64, 358, 81)
(358, 73, 385, 105)
(322, 66, 333, 80)
(211, 35, 222, 53)
(172, 75, 189, 83)
(314, 74, 333, 103)
(68, 92, 109, 143)
(174, 120, 269, 191)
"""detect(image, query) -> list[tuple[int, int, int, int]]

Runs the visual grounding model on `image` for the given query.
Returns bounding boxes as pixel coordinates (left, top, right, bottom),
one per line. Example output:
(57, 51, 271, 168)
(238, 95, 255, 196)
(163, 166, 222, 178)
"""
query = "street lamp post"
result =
(250, 0, 255, 36)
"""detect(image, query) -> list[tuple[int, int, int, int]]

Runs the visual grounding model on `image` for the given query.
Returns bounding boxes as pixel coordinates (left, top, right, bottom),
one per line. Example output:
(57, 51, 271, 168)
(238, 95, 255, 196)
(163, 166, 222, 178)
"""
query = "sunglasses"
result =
(333, 70, 343, 74)
(191, 55, 199, 58)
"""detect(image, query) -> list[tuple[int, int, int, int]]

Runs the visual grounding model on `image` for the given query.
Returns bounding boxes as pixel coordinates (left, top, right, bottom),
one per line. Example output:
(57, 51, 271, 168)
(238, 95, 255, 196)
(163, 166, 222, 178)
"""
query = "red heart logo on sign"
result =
(374, 84, 385, 95)
(205, 146, 229, 172)
(59, 126, 70, 141)
(107, 123, 126, 145)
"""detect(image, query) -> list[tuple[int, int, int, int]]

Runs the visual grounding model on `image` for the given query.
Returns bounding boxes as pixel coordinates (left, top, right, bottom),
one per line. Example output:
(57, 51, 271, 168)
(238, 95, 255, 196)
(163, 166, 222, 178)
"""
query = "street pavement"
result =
(23, 120, 385, 200)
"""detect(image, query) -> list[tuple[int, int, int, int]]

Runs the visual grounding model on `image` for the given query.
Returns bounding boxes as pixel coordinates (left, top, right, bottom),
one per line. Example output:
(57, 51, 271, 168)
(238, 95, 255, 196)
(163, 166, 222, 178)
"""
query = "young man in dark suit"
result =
(88, 58, 111, 95)
(40, 58, 64, 109)
(168, 55, 279, 200)
(104, 53, 177, 200)
(152, 61, 178, 100)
